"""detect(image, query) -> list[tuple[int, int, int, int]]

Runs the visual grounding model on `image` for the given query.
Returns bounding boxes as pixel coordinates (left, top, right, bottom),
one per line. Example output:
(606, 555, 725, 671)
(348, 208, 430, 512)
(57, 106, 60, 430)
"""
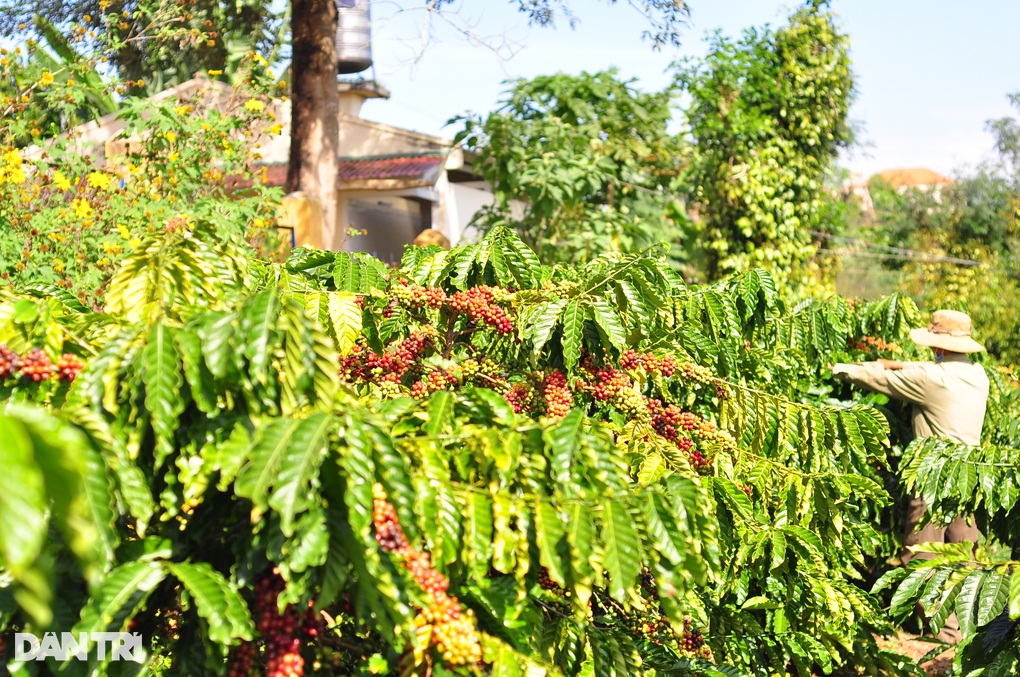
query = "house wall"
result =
(338, 115, 448, 158)
(448, 182, 496, 245)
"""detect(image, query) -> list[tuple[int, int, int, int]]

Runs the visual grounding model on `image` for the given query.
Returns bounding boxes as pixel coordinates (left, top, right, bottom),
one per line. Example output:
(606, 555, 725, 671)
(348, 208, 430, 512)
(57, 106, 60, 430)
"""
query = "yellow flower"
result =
(164, 131, 177, 143)
(0, 148, 26, 184)
(117, 224, 131, 239)
(39, 71, 54, 86)
(53, 259, 64, 273)
(174, 105, 192, 116)
(86, 171, 112, 190)
(243, 98, 265, 112)
(53, 171, 71, 191)
(168, 151, 179, 162)
(72, 198, 93, 220)
(129, 237, 142, 248)
(268, 123, 283, 135)
(207, 69, 223, 76)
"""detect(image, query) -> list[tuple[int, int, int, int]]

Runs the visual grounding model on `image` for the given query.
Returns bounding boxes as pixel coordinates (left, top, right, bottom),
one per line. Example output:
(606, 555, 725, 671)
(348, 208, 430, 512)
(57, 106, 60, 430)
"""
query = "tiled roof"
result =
(237, 153, 448, 189)
(872, 167, 953, 189)
(338, 153, 446, 181)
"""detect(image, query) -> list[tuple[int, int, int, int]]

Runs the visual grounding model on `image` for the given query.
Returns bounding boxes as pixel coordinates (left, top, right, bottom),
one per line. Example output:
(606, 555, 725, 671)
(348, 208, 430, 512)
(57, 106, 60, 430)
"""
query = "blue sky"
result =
(356, 1, 1020, 180)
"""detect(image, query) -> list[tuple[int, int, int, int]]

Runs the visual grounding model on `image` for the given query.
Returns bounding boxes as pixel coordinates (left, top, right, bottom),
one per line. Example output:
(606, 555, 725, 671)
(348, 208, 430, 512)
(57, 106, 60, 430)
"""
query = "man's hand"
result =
(877, 358, 904, 370)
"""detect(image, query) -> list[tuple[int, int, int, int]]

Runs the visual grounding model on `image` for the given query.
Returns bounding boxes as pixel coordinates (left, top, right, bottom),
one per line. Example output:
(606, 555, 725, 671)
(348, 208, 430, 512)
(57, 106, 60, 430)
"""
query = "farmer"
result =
(831, 309, 988, 643)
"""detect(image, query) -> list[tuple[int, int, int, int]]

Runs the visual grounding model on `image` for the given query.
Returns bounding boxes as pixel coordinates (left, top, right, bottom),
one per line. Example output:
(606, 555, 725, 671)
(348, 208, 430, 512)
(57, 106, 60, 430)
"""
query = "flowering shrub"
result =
(0, 30, 286, 307)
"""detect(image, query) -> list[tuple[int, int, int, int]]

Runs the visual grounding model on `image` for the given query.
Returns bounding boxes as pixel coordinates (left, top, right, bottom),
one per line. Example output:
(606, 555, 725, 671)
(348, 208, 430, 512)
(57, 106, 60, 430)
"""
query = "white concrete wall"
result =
(448, 182, 496, 245)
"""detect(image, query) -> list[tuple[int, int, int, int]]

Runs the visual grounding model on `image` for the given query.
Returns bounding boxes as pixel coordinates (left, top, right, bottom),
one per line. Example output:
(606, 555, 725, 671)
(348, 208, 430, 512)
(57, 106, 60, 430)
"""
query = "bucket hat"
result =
(909, 309, 984, 353)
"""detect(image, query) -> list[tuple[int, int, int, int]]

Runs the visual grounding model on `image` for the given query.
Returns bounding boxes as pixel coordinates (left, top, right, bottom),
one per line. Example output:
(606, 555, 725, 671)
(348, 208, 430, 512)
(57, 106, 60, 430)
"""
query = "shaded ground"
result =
(877, 631, 954, 676)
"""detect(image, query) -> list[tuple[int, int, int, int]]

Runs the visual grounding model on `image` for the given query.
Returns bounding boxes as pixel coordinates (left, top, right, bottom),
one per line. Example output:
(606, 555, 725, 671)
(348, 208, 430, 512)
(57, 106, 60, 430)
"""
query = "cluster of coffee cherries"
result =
(500, 370, 574, 419)
(448, 287, 514, 335)
(848, 335, 900, 354)
(627, 611, 674, 647)
(618, 349, 717, 385)
(391, 283, 448, 310)
(0, 345, 84, 383)
(227, 571, 322, 677)
(372, 483, 483, 667)
(338, 329, 436, 386)
(390, 282, 515, 336)
(536, 567, 561, 594)
(409, 356, 508, 399)
(256, 573, 305, 677)
(679, 616, 713, 660)
(502, 380, 537, 414)
(457, 357, 503, 385)
(645, 398, 736, 472)
(603, 351, 727, 401)
(227, 641, 258, 677)
(620, 349, 668, 374)
(410, 369, 459, 399)
(541, 370, 573, 419)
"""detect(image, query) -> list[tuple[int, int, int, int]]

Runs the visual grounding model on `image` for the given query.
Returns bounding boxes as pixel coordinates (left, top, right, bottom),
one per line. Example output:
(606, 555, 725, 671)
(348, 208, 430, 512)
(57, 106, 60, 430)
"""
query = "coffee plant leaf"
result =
(167, 561, 254, 645)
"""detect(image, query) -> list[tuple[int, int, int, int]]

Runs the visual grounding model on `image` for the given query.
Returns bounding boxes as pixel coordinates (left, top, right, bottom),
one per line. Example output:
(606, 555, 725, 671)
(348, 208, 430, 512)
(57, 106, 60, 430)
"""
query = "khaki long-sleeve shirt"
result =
(832, 353, 989, 445)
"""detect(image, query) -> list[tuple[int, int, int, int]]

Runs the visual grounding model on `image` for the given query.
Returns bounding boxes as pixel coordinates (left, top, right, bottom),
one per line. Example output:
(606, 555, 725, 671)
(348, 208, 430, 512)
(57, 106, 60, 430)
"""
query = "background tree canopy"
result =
(676, 0, 854, 291)
(0, 0, 283, 94)
(454, 69, 689, 267)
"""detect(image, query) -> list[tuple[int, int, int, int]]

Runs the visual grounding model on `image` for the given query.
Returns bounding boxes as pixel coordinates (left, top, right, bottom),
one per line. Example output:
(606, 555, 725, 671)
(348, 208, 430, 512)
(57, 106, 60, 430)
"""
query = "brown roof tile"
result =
(231, 153, 448, 190)
(338, 154, 446, 181)
(872, 167, 953, 189)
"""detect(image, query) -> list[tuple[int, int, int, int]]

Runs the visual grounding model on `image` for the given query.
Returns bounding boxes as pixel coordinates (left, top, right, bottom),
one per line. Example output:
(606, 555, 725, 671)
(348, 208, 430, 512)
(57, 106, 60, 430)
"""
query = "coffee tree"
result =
(0, 217, 955, 676)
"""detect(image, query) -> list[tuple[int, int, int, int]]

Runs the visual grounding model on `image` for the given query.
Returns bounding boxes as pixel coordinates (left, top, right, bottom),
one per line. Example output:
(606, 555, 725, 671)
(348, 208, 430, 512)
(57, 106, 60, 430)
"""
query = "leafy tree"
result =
(866, 169, 1020, 363)
(986, 92, 1020, 181)
(0, 0, 283, 94)
(454, 69, 690, 266)
(677, 0, 854, 293)
(869, 170, 1017, 258)
(0, 45, 283, 306)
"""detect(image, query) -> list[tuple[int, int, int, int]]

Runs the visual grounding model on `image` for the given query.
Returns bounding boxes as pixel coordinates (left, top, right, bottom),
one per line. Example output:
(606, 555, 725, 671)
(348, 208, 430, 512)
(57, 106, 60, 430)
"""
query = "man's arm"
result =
(832, 361, 930, 404)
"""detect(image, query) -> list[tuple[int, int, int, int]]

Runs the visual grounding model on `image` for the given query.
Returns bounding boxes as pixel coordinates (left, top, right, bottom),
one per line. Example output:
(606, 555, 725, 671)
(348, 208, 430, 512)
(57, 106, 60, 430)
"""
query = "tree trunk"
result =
(288, 0, 340, 249)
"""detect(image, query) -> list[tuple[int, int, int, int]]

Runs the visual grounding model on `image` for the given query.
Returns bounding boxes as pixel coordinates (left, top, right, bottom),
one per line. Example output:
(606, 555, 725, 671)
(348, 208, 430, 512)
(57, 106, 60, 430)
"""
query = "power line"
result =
(808, 230, 983, 266)
(815, 249, 983, 266)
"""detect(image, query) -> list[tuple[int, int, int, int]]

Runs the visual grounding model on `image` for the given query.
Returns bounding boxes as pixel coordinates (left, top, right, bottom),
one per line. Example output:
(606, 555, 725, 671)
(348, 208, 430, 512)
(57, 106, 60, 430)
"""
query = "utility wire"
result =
(815, 250, 983, 266)
(808, 230, 983, 266)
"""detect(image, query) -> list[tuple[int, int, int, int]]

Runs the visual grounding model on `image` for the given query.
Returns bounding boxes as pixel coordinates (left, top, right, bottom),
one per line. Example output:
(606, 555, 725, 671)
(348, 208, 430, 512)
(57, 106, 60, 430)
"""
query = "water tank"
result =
(336, 0, 372, 75)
